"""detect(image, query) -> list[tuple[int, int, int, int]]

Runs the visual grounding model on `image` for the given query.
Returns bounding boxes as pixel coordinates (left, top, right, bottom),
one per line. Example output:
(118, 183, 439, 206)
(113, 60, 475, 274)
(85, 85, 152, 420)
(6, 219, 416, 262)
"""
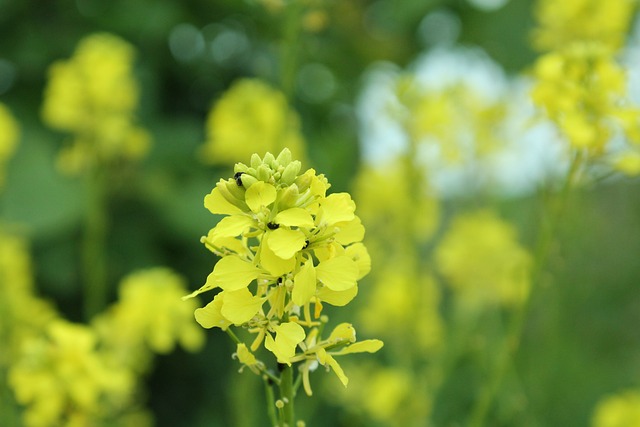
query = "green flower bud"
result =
(263, 152, 277, 169)
(276, 148, 292, 167)
(240, 173, 258, 189)
(250, 153, 262, 169)
(281, 160, 301, 185)
(225, 178, 246, 199)
(217, 180, 248, 210)
(234, 162, 249, 174)
(295, 169, 315, 192)
(257, 164, 271, 182)
(278, 183, 300, 209)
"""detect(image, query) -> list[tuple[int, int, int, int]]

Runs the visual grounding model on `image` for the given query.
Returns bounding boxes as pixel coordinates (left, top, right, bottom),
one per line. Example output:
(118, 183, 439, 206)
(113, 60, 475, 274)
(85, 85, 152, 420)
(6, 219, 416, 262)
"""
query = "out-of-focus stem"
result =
(279, 1, 304, 100)
(467, 151, 583, 427)
(82, 164, 108, 321)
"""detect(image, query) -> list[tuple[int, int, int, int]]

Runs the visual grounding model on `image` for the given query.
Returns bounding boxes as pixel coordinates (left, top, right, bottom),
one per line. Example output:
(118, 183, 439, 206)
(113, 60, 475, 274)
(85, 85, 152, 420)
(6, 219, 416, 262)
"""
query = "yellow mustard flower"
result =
(93, 268, 204, 373)
(592, 389, 640, 427)
(8, 320, 134, 427)
(185, 148, 382, 394)
(532, 0, 637, 52)
(200, 79, 306, 165)
(395, 75, 507, 166)
(0, 230, 58, 362)
(41, 32, 150, 174)
(435, 210, 532, 309)
(0, 102, 19, 189)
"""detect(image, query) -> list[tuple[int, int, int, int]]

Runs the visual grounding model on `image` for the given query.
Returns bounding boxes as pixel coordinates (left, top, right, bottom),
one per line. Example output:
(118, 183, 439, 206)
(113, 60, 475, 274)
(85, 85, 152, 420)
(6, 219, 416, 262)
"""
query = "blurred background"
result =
(1, 0, 640, 426)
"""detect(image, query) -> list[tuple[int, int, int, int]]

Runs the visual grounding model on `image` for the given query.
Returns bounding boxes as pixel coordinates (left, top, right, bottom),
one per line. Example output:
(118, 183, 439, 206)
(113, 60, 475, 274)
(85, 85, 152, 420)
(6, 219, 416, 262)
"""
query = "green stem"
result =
(278, 364, 295, 426)
(82, 165, 108, 321)
(279, 1, 304, 100)
(264, 378, 279, 427)
(467, 151, 583, 427)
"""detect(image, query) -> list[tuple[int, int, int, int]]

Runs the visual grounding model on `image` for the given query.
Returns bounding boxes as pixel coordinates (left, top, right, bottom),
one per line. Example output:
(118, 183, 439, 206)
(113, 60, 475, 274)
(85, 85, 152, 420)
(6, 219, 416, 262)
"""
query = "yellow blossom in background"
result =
(435, 210, 532, 309)
(353, 160, 439, 256)
(185, 148, 381, 394)
(8, 320, 135, 427)
(531, 43, 630, 154)
(41, 32, 150, 175)
(200, 79, 306, 166)
(93, 268, 204, 373)
(0, 103, 19, 189)
(0, 230, 57, 362)
(532, 0, 637, 52)
(591, 389, 640, 427)
(395, 76, 507, 165)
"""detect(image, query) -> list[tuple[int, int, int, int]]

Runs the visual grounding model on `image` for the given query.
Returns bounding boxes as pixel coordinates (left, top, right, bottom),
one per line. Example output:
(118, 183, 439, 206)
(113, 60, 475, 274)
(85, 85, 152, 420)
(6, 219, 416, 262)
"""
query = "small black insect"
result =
(267, 222, 279, 230)
(234, 172, 244, 186)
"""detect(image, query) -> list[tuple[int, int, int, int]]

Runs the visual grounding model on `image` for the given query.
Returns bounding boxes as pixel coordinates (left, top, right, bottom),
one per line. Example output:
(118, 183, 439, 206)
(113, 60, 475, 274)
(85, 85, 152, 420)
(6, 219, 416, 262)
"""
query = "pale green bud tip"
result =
(281, 160, 302, 185)
(275, 399, 285, 409)
(256, 164, 271, 182)
(296, 421, 306, 427)
(263, 152, 277, 168)
(233, 162, 249, 174)
(240, 173, 258, 188)
(250, 153, 262, 169)
(276, 147, 292, 166)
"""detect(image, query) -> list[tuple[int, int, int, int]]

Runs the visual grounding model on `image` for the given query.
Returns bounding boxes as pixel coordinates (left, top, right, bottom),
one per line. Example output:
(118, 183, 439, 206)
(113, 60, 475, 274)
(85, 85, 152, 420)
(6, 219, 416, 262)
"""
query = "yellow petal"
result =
(245, 181, 277, 213)
(316, 285, 358, 306)
(274, 207, 314, 228)
(334, 216, 365, 245)
(204, 187, 244, 215)
(194, 293, 230, 330)
(211, 215, 254, 238)
(220, 288, 263, 325)
(318, 193, 355, 225)
(267, 228, 306, 259)
(236, 343, 258, 365)
(325, 354, 348, 386)
(345, 243, 371, 279)
(328, 323, 356, 343)
(264, 322, 306, 365)
(316, 256, 358, 291)
(212, 256, 262, 291)
(334, 339, 384, 355)
(259, 234, 296, 276)
(292, 259, 317, 306)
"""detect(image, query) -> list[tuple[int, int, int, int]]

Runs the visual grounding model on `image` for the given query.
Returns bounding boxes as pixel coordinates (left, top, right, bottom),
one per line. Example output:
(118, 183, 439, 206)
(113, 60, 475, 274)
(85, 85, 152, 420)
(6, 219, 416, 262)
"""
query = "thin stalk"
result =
(467, 151, 583, 427)
(264, 378, 279, 427)
(279, 364, 295, 426)
(82, 164, 109, 321)
(278, 1, 304, 100)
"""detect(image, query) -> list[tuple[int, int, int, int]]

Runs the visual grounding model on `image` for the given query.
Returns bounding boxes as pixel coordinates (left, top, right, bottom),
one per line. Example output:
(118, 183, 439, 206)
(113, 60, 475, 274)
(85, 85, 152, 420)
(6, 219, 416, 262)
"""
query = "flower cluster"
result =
(93, 268, 204, 374)
(530, 0, 640, 175)
(532, 0, 636, 52)
(200, 79, 306, 166)
(185, 148, 381, 392)
(41, 32, 150, 174)
(435, 210, 532, 309)
(0, 102, 19, 189)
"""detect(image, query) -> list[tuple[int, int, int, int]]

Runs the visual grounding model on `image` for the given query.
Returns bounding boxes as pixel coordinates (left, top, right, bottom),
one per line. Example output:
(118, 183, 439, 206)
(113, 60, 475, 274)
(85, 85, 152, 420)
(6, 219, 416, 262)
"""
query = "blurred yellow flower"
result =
(8, 320, 134, 427)
(200, 79, 306, 165)
(41, 32, 150, 174)
(93, 268, 204, 373)
(0, 102, 19, 189)
(533, 0, 637, 52)
(592, 389, 640, 427)
(435, 210, 532, 309)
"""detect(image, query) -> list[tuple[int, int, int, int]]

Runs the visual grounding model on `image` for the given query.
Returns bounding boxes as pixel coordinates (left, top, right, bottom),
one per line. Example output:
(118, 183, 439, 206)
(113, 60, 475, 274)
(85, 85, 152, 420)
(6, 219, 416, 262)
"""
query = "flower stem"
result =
(279, 364, 295, 426)
(264, 378, 279, 427)
(82, 165, 108, 321)
(467, 152, 583, 427)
